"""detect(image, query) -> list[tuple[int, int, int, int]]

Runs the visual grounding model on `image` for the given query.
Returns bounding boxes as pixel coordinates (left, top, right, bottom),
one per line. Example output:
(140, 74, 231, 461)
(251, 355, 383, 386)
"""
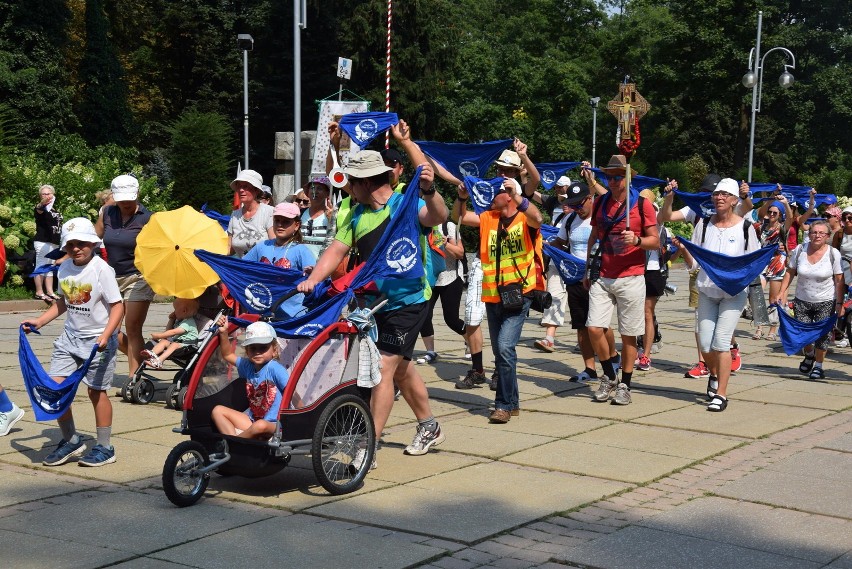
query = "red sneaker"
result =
(730, 344, 742, 372)
(636, 354, 651, 371)
(685, 361, 710, 378)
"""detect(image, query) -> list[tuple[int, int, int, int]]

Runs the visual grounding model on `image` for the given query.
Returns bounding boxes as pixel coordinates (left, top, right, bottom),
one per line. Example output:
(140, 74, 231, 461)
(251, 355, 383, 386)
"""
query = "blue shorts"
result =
(49, 329, 119, 391)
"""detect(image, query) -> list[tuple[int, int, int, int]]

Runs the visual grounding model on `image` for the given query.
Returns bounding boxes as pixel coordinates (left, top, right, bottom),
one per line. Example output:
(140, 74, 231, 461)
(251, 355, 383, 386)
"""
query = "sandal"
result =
(751, 328, 763, 340)
(416, 351, 439, 364)
(765, 332, 778, 342)
(706, 375, 719, 400)
(34, 293, 51, 302)
(707, 394, 728, 412)
(799, 353, 815, 374)
(808, 366, 825, 380)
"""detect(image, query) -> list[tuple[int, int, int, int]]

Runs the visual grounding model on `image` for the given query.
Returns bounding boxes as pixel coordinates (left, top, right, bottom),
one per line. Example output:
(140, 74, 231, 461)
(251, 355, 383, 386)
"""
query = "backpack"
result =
(699, 218, 752, 248)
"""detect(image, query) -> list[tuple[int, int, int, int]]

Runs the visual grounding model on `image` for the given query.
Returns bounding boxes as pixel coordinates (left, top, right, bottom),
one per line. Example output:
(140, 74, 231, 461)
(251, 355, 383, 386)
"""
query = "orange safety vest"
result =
(479, 211, 542, 303)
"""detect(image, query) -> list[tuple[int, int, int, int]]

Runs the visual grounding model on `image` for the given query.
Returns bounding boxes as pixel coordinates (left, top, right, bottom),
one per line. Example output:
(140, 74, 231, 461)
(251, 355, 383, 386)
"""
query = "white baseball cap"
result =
(110, 174, 139, 202)
(241, 321, 277, 346)
(61, 217, 102, 248)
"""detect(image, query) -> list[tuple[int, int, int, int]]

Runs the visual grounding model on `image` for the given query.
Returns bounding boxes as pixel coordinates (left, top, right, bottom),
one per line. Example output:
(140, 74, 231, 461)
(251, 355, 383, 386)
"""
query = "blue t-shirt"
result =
(236, 357, 290, 422)
(243, 240, 316, 318)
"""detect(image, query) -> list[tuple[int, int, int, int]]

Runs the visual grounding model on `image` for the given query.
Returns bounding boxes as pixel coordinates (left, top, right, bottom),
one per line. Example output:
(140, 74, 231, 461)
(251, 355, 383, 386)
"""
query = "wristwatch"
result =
(420, 186, 436, 196)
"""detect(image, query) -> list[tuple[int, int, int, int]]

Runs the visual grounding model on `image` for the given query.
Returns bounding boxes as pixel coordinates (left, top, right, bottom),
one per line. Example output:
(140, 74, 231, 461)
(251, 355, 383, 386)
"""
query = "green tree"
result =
(167, 108, 232, 211)
(76, 0, 132, 146)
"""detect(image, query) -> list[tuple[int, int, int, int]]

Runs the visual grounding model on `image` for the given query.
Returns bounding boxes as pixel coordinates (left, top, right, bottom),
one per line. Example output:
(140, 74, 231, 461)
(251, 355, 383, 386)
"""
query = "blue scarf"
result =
(463, 176, 505, 215)
(543, 244, 586, 284)
(680, 239, 779, 296)
(338, 112, 399, 149)
(20, 327, 99, 421)
(534, 162, 581, 190)
(776, 305, 837, 356)
(417, 139, 512, 179)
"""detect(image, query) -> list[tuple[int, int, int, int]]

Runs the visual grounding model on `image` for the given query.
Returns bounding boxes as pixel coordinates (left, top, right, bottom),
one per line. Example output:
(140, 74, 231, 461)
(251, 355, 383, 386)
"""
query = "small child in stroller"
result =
(141, 297, 200, 369)
(211, 319, 292, 440)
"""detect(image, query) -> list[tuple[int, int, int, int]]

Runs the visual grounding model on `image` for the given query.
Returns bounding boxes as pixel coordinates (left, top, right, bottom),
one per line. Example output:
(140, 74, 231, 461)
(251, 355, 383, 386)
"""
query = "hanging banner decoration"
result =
(463, 176, 505, 215)
(338, 111, 399, 149)
(749, 184, 837, 208)
(310, 100, 370, 178)
(776, 307, 837, 356)
(607, 80, 650, 158)
(418, 139, 512, 180)
(534, 162, 582, 190)
(680, 240, 779, 296)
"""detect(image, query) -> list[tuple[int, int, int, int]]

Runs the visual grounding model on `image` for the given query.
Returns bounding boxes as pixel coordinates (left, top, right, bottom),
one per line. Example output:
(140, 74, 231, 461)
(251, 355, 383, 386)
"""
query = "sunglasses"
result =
(608, 176, 624, 182)
(296, 199, 310, 205)
(843, 215, 852, 221)
(768, 211, 780, 216)
(567, 196, 591, 209)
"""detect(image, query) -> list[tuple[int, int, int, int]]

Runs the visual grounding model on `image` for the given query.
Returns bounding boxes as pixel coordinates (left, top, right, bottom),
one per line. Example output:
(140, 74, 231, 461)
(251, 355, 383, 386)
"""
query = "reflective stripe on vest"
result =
(479, 211, 537, 302)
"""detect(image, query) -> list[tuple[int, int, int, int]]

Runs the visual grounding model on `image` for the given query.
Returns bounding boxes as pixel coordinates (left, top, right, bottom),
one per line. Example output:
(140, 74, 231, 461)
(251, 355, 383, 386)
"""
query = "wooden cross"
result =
(607, 83, 650, 141)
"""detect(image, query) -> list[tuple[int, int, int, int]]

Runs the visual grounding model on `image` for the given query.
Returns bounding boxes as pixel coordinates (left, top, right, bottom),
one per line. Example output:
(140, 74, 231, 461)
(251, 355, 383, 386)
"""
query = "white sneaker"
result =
(0, 404, 24, 436)
(464, 344, 471, 360)
(351, 447, 377, 471)
(835, 338, 849, 348)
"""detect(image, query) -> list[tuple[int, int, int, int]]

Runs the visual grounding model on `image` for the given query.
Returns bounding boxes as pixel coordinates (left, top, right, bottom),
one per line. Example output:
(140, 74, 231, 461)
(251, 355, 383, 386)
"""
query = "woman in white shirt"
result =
(675, 179, 759, 412)
(775, 220, 845, 379)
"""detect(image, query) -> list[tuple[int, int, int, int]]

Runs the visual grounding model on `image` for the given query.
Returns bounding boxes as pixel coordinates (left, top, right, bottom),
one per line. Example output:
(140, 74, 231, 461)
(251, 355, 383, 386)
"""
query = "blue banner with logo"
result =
(534, 162, 581, 190)
(20, 327, 99, 421)
(338, 112, 399, 149)
(673, 190, 713, 219)
(417, 139, 512, 180)
(680, 240, 779, 296)
(543, 244, 586, 284)
(195, 250, 306, 315)
(231, 291, 353, 339)
(540, 224, 559, 243)
(776, 305, 837, 356)
(749, 184, 835, 209)
(463, 176, 504, 215)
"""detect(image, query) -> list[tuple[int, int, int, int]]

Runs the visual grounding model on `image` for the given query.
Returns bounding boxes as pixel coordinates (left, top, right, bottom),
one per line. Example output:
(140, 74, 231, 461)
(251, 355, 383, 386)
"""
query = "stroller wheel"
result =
(132, 379, 156, 405)
(175, 387, 188, 411)
(120, 378, 135, 402)
(162, 441, 210, 507)
(311, 394, 375, 495)
(165, 384, 177, 410)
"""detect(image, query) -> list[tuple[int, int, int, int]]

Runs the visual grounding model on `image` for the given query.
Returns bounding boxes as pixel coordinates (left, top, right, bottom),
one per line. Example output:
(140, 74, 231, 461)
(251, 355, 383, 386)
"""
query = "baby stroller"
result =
(162, 253, 385, 506)
(121, 286, 225, 408)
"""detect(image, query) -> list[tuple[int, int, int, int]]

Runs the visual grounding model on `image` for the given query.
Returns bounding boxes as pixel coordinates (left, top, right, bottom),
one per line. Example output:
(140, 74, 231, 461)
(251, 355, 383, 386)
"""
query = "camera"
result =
(664, 283, 678, 295)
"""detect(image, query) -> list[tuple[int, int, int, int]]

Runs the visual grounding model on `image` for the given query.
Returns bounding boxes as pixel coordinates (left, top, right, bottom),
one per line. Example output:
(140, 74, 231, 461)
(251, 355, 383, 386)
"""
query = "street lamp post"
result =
(589, 97, 600, 168)
(742, 10, 796, 182)
(293, 0, 307, 189)
(237, 34, 254, 170)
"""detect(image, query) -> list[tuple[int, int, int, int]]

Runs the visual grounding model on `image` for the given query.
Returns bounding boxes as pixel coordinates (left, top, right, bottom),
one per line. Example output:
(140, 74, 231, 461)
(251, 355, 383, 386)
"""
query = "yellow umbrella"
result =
(134, 205, 230, 298)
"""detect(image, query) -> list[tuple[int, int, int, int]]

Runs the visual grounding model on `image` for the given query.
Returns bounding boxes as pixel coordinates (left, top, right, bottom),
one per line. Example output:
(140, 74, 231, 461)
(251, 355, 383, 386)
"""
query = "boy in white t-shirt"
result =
(22, 217, 124, 467)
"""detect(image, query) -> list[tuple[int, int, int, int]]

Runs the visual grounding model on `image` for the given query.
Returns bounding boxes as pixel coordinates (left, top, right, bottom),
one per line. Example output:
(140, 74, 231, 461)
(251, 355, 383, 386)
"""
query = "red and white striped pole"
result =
(384, 0, 392, 148)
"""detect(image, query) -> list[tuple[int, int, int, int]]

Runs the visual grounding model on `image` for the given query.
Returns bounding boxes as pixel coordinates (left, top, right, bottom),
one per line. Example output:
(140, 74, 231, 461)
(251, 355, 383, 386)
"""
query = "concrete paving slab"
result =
(524, 386, 696, 420)
(757, 448, 852, 482)
(717, 465, 852, 519)
(4, 436, 178, 484)
(569, 423, 744, 460)
(634, 400, 830, 438)
(202, 462, 397, 510)
(310, 462, 628, 543)
(0, 489, 272, 556)
(114, 424, 185, 448)
(109, 558, 190, 569)
(447, 410, 612, 439)
(636, 372, 783, 395)
(641, 496, 852, 563)
(387, 398, 479, 423)
(151, 513, 446, 569)
(0, 528, 133, 568)
(0, 462, 104, 507)
(732, 383, 852, 410)
(827, 551, 852, 569)
(556, 525, 821, 569)
(503, 439, 694, 483)
(384, 420, 555, 459)
(819, 432, 852, 453)
(362, 446, 487, 484)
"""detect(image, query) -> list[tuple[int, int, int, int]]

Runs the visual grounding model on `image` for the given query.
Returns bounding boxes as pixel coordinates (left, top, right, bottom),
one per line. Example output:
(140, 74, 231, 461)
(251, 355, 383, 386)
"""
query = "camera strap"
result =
(496, 217, 531, 288)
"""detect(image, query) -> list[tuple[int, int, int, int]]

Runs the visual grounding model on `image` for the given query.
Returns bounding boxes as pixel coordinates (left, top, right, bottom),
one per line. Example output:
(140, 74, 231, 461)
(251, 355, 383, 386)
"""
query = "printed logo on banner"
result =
(542, 170, 557, 186)
(472, 180, 495, 211)
(559, 259, 583, 281)
(700, 200, 716, 218)
(244, 283, 273, 311)
(355, 119, 379, 143)
(459, 161, 479, 177)
(294, 323, 324, 337)
(34, 385, 63, 412)
(386, 237, 419, 273)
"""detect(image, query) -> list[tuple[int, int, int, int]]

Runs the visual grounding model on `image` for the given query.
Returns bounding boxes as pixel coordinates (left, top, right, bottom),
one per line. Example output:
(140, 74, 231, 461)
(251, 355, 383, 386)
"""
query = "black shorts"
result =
(645, 269, 666, 298)
(374, 302, 429, 360)
(566, 283, 590, 330)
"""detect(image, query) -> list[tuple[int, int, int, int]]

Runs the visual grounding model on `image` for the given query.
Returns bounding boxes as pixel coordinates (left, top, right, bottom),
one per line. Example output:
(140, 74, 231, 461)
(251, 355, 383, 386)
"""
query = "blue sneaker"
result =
(79, 444, 116, 467)
(43, 438, 86, 466)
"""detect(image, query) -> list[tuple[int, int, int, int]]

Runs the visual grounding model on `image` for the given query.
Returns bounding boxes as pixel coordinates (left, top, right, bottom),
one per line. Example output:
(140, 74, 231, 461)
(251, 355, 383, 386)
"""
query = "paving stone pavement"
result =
(1, 268, 851, 568)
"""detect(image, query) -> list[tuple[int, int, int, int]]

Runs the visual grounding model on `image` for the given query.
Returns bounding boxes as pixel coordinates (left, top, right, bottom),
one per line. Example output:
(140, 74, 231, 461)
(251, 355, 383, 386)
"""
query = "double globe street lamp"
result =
(742, 10, 796, 182)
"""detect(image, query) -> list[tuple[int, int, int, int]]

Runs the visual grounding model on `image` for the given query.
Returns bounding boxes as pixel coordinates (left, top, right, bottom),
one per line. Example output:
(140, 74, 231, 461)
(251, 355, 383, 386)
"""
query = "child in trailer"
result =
(211, 320, 293, 440)
(22, 217, 124, 466)
(140, 297, 200, 369)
